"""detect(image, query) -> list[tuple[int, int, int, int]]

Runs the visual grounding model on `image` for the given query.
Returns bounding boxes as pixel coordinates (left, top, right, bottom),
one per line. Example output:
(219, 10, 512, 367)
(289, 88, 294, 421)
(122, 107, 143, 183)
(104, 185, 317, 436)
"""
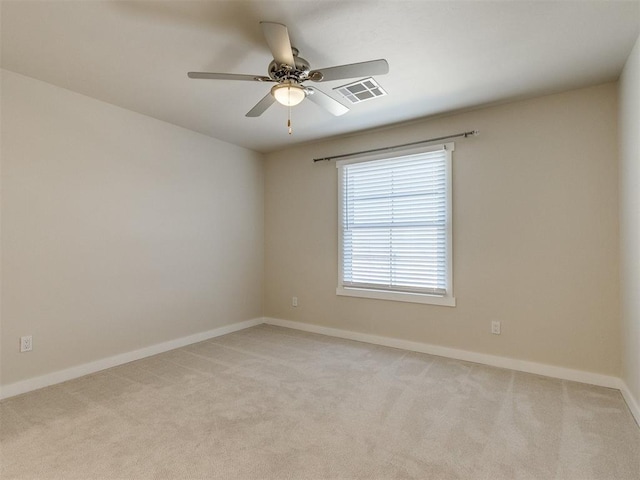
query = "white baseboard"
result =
(3, 315, 638, 429)
(0, 318, 263, 400)
(619, 380, 640, 427)
(263, 317, 621, 390)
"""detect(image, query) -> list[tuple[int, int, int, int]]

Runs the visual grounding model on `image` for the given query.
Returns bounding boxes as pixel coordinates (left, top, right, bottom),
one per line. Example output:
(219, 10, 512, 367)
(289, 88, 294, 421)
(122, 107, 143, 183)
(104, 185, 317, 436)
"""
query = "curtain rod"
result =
(313, 130, 479, 163)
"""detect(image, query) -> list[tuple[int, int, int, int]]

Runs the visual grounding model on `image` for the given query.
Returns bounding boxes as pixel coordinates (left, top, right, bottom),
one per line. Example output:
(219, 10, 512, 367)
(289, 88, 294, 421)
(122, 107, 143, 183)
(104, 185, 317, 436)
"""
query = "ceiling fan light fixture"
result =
(271, 83, 306, 106)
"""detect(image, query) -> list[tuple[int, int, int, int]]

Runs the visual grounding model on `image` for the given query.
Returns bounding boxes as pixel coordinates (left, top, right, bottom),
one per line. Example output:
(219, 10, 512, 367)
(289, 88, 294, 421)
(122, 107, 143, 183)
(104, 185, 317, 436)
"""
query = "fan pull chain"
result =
(288, 104, 292, 135)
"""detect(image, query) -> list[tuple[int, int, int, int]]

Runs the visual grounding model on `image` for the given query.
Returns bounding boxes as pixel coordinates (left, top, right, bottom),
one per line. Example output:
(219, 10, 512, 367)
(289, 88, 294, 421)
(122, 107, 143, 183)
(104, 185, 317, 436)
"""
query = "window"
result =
(337, 143, 455, 306)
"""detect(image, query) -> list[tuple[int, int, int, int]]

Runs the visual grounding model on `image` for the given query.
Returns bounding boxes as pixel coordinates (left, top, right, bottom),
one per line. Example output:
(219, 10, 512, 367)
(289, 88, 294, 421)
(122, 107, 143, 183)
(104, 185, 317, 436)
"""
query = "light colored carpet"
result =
(1, 324, 639, 479)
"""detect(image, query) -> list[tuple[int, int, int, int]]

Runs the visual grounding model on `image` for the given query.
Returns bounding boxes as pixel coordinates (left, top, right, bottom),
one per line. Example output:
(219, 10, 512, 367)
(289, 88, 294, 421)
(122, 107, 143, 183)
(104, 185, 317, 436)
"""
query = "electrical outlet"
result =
(292, 296, 298, 307)
(491, 321, 501, 335)
(20, 335, 33, 352)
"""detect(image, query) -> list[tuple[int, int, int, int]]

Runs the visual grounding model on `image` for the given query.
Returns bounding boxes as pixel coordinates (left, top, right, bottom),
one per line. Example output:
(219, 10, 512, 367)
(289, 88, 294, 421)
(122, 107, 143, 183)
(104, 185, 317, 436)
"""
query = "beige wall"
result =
(0, 66, 627, 391)
(0, 70, 264, 386)
(265, 83, 620, 376)
(619, 35, 640, 405)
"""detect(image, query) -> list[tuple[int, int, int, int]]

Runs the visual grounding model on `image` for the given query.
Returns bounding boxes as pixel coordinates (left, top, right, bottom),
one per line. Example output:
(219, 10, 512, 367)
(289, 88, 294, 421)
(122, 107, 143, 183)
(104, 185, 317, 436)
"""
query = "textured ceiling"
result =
(2, 1, 639, 153)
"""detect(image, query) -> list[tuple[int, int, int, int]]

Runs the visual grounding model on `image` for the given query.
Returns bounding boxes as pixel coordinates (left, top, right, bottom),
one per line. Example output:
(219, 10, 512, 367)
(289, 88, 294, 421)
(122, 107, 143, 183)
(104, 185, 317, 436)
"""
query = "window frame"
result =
(336, 142, 455, 307)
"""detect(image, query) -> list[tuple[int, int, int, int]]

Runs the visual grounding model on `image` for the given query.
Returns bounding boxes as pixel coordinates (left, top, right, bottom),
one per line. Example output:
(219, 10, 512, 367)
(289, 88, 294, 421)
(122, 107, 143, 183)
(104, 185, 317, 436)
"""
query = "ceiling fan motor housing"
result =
(268, 47, 311, 84)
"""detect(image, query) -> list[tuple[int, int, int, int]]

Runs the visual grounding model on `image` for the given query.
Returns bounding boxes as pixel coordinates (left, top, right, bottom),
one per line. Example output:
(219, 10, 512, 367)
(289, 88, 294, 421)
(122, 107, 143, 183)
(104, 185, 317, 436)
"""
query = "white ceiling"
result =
(2, 1, 639, 153)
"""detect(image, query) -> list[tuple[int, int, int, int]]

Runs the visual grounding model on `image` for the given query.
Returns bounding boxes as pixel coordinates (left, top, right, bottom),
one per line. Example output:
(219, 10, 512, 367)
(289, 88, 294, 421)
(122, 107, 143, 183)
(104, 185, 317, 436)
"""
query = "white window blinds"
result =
(338, 145, 452, 297)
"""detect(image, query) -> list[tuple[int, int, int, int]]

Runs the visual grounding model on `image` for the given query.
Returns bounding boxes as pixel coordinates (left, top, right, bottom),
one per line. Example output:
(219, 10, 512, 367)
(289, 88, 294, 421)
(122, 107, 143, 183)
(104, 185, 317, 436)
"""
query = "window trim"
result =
(336, 142, 455, 307)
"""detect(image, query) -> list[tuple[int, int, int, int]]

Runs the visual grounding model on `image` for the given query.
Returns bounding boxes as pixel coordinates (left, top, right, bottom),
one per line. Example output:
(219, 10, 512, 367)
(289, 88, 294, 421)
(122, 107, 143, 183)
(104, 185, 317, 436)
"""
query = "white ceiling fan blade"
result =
(309, 59, 389, 82)
(260, 21, 295, 67)
(306, 88, 349, 116)
(246, 92, 276, 117)
(188, 72, 273, 82)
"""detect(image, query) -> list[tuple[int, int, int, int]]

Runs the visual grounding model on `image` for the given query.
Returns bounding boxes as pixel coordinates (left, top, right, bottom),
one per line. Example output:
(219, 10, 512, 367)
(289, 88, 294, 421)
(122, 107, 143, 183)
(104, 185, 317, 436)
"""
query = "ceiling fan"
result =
(188, 21, 389, 119)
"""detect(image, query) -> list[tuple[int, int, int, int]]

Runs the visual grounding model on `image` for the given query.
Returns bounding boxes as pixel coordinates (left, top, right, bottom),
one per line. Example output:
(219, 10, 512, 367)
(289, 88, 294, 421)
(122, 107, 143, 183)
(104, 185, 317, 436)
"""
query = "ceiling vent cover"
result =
(334, 77, 387, 104)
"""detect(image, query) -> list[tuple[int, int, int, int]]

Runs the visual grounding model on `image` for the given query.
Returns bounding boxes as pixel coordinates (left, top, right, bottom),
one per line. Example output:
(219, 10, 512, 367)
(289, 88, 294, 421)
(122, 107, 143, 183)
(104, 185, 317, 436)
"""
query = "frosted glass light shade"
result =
(272, 83, 306, 106)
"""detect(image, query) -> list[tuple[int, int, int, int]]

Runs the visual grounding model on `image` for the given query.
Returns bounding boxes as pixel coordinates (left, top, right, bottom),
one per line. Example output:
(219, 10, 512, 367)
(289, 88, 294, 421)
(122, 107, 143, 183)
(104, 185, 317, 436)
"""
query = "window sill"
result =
(336, 287, 456, 307)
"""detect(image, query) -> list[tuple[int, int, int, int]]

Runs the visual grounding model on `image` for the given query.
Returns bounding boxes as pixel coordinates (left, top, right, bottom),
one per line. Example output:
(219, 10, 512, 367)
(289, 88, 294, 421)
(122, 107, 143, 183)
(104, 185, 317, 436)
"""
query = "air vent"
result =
(334, 77, 387, 104)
